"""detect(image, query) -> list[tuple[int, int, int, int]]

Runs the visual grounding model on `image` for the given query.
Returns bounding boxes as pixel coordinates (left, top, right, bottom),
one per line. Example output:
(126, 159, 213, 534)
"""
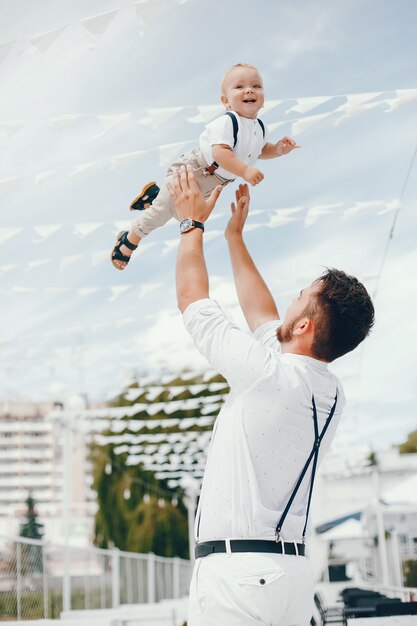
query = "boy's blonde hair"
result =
(221, 63, 261, 95)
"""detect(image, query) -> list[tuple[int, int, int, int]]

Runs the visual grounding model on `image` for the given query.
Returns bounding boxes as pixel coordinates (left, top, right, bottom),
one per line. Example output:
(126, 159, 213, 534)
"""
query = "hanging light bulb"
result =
(143, 493, 150, 503)
(105, 462, 112, 475)
(124, 488, 131, 500)
(171, 497, 178, 507)
(158, 498, 165, 508)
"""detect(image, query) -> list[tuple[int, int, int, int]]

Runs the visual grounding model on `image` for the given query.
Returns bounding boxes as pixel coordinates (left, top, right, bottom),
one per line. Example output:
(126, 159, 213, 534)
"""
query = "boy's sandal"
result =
(130, 181, 160, 211)
(111, 231, 138, 270)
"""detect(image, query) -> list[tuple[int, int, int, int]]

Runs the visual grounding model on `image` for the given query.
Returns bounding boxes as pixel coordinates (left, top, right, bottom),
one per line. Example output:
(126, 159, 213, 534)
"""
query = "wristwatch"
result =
(179, 218, 205, 234)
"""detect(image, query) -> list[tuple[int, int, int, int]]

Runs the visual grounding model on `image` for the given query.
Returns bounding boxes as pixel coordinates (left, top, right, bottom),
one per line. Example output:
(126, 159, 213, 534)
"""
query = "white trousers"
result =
(188, 551, 314, 626)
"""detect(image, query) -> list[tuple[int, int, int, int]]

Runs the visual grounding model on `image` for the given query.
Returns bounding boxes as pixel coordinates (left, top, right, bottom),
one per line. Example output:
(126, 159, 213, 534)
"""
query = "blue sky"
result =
(1, 0, 417, 454)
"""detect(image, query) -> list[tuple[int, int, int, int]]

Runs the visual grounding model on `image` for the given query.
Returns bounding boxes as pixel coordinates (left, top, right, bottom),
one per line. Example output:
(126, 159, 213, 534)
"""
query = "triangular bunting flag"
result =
(73, 222, 102, 237)
(139, 283, 162, 298)
(111, 149, 145, 169)
(291, 111, 332, 135)
(267, 121, 288, 133)
(384, 89, 417, 111)
(109, 285, 131, 301)
(0, 121, 28, 138)
(81, 9, 119, 36)
(286, 95, 333, 115)
(304, 203, 343, 227)
(78, 287, 101, 296)
(70, 162, 98, 178)
(49, 115, 81, 131)
(137, 106, 183, 129)
(27, 259, 51, 269)
(378, 198, 401, 215)
(135, 0, 167, 30)
(260, 99, 282, 115)
(159, 140, 192, 166)
(0, 177, 18, 192)
(267, 215, 299, 229)
(343, 200, 384, 219)
(35, 170, 57, 185)
(33, 224, 62, 239)
(0, 41, 14, 64)
(59, 254, 84, 272)
(186, 105, 224, 124)
(94, 113, 131, 139)
(0, 227, 22, 245)
(29, 27, 66, 52)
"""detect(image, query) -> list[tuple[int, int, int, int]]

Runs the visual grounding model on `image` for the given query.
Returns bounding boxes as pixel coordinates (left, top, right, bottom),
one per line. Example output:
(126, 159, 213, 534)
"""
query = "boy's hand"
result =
(243, 166, 264, 186)
(225, 184, 250, 240)
(275, 136, 300, 156)
(168, 165, 222, 223)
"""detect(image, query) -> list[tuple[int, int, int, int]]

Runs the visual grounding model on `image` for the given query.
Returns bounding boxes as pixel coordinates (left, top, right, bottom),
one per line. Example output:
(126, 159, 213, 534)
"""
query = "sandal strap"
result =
(112, 249, 131, 264)
(120, 232, 138, 251)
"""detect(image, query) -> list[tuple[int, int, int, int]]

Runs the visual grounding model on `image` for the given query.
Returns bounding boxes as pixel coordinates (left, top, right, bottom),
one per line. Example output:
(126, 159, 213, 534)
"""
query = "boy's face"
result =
(221, 67, 265, 119)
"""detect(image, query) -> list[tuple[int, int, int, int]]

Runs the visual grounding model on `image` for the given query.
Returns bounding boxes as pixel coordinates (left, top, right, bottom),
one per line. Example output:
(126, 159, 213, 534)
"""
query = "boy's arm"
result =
(259, 136, 300, 160)
(225, 184, 280, 331)
(211, 144, 264, 186)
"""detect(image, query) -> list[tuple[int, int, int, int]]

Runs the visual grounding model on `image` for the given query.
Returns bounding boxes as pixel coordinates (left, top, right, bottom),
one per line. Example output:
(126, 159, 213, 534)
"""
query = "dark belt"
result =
(195, 539, 305, 559)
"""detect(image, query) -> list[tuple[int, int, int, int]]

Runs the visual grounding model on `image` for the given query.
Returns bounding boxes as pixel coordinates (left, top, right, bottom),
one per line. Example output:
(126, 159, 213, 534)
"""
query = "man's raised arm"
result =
(168, 166, 222, 313)
(225, 184, 279, 332)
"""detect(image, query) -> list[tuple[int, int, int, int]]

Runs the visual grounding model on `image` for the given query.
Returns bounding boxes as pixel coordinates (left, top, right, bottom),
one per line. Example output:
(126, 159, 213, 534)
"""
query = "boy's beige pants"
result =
(132, 148, 233, 238)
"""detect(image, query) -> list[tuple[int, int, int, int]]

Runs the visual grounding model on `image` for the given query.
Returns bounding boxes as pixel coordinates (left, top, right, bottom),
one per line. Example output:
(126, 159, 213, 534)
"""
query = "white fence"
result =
(0, 536, 191, 620)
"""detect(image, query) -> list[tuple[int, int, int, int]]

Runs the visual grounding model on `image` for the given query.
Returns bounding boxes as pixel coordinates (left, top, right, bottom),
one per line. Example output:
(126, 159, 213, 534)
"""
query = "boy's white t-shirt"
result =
(199, 111, 268, 180)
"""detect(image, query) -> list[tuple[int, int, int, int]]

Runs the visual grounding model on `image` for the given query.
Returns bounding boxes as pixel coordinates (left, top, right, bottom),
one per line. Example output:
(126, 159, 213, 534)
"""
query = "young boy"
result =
(111, 63, 299, 269)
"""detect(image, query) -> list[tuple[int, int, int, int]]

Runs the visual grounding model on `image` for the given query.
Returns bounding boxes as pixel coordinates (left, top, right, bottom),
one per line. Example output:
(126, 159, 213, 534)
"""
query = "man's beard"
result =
(277, 319, 297, 344)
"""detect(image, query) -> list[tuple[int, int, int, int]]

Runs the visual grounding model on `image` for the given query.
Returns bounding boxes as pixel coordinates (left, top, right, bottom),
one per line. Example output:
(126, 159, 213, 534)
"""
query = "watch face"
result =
(180, 218, 193, 233)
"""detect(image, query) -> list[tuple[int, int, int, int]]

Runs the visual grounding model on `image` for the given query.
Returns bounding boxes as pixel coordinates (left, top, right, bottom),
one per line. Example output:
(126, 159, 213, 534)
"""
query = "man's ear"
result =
(293, 317, 314, 336)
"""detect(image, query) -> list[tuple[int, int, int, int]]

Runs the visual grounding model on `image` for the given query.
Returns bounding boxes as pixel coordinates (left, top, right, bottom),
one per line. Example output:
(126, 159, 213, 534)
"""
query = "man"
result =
(169, 166, 375, 626)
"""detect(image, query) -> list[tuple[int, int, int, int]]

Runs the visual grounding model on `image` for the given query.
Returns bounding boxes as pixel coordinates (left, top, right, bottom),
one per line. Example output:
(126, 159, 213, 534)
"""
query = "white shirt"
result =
(183, 298, 345, 543)
(199, 112, 267, 180)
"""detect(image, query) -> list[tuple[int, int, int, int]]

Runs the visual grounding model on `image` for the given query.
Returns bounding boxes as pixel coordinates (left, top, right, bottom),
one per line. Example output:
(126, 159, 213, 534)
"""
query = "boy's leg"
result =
(112, 182, 176, 269)
(112, 150, 230, 269)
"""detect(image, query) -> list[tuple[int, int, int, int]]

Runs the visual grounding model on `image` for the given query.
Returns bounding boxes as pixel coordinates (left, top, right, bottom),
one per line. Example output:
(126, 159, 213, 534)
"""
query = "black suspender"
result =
(196, 394, 337, 545)
(274, 394, 338, 544)
(224, 111, 266, 147)
(206, 112, 266, 174)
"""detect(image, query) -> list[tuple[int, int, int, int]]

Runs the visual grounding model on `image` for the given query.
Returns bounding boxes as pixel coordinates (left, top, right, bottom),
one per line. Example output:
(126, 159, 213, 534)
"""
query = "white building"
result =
(0, 400, 95, 546)
(311, 449, 417, 585)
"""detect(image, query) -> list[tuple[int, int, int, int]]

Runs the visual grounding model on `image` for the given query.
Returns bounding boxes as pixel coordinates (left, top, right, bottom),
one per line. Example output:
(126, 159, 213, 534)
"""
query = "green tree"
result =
(19, 493, 44, 574)
(399, 430, 417, 454)
(92, 372, 228, 558)
(403, 559, 417, 587)
(20, 494, 44, 540)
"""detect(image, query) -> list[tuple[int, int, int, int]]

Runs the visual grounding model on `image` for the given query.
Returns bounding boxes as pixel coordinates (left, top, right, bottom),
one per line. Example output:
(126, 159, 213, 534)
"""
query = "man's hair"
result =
(221, 63, 261, 94)
(307, 268, 375, 362)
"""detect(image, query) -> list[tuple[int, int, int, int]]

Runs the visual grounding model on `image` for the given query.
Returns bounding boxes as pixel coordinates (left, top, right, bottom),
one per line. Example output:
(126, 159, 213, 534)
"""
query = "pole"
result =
(373, 469, 390, 586)
(390, 528, 404, 587)
(186, 489, 197, 565)
(62, 408, 72, 612)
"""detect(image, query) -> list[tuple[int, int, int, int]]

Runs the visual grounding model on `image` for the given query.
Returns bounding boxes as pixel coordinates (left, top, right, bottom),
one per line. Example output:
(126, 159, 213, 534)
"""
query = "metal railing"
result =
(0, 536, 191, 621)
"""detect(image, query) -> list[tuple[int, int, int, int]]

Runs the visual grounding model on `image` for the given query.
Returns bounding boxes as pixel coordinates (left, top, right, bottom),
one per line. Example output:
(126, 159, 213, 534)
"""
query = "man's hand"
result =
(225, 184, 250, 241)
(275, 136, 300, 156)
(168, 165, 222, 222)
(243, 166, 264, 186)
